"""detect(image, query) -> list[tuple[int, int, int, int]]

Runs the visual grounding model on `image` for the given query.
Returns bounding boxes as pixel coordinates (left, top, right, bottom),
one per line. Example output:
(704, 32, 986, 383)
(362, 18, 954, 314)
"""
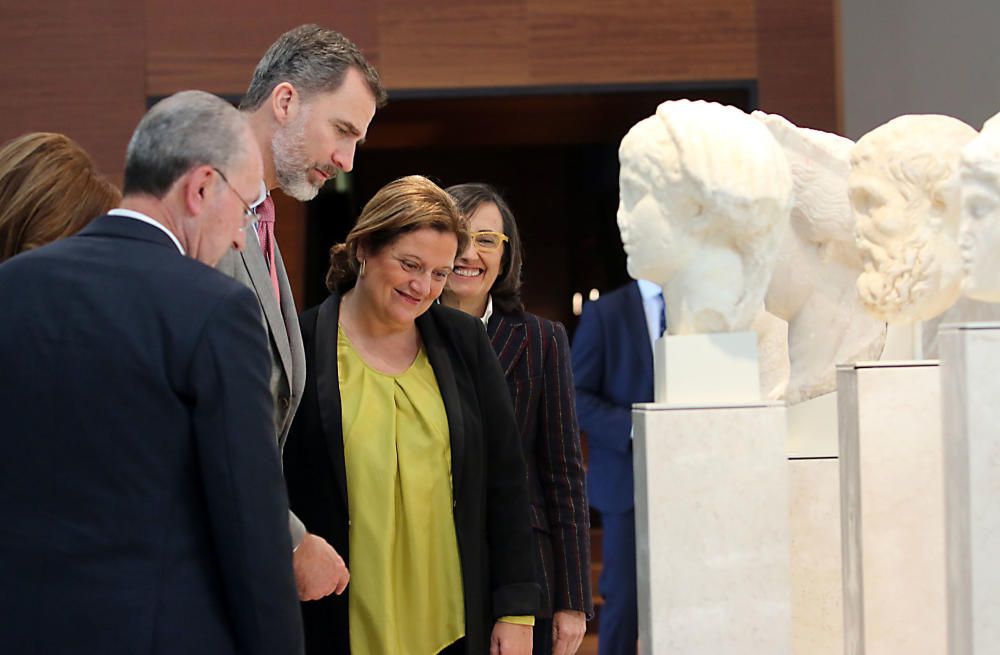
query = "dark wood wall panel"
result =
(755, 0, 838, 132)
(377, 0, 530, 89)
(0, 2, 146, 182)
(146, 1, 380, 96)
(525, 0, 757, 85)
(377, 0, 757, 89)
(3, 0, 837, 304)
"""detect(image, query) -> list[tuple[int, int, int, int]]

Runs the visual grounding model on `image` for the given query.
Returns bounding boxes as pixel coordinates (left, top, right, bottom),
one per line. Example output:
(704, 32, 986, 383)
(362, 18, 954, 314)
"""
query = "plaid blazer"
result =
(487, 309, 594, 619)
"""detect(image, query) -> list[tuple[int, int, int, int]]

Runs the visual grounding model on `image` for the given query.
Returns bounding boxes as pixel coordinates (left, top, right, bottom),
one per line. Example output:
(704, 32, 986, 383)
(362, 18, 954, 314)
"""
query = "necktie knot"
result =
(255, 195, 275, 226)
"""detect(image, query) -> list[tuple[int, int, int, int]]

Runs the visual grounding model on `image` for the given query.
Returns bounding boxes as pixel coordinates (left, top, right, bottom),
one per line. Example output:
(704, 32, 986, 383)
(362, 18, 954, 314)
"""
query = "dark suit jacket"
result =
(571, 281, 654, 514)
(283, 294, 539, 654)
(487, 309, 593, 619)
(0, 215, 303, 655)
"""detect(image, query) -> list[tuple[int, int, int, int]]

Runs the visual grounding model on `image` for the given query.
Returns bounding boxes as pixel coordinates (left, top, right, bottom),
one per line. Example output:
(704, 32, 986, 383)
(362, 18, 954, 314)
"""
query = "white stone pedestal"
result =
(634, 401, 791, 655)
(789, 456, 843, 655)
(786, 392, 843, 655)
(653, 331, 760, 404)
(837, 361, 946, 655)
(787, 391, 838, 458)
(938, 322, 1000, 655)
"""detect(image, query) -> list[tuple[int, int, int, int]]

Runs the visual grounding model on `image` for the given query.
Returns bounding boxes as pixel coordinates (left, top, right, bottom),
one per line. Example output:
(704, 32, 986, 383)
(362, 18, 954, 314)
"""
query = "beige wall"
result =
(840, 0, 1000, 139)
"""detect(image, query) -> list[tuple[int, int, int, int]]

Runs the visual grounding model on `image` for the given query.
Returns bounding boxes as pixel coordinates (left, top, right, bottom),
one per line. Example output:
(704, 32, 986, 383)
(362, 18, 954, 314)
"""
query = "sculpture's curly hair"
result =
(850, 115, 977, 322)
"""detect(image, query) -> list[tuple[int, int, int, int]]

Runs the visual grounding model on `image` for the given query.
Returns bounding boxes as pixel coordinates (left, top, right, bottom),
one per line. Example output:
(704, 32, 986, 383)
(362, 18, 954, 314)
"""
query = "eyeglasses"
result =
(391, 254, 452, 283)
(212, 167, 256, 224)
(471, 230, 509, 253)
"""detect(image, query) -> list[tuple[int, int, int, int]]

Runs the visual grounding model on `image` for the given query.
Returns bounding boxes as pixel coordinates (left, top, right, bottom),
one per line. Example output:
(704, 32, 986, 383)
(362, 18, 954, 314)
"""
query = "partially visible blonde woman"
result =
(0, 132, 120, 262)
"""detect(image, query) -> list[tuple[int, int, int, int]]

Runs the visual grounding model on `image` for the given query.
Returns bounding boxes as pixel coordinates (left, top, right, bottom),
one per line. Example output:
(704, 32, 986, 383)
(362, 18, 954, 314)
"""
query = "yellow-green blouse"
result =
(338, 327, 465, 655)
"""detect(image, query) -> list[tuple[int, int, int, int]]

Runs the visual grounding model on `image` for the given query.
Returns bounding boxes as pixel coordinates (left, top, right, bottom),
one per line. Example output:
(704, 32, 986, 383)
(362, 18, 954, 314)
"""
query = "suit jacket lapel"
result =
(242, 236, 294, 382)
(487, 312, 527, 377)
(418, 309, 465, 499)
(273, 244, 306, 395)
(314, 294, 349, 508)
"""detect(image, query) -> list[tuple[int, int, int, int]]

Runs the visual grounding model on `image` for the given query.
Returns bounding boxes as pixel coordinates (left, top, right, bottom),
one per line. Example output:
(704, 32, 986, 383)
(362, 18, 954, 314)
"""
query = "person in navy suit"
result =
(571, 279, 664, 655)
(0, 91, 303, 655)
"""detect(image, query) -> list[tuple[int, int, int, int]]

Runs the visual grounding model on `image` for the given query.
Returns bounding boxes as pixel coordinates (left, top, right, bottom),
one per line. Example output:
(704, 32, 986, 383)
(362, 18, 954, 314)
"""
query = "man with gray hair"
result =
(218, 23, 386, 603)
(0, 90, 303, 654)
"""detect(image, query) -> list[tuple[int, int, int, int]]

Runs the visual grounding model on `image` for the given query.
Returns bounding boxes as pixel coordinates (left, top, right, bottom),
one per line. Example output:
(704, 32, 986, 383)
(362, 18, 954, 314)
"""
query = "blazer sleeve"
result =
(187, 286, 304, 655)
(474, 324, 542, 618)
(536, 320, 594, 617)
(571, 300, 633, 455)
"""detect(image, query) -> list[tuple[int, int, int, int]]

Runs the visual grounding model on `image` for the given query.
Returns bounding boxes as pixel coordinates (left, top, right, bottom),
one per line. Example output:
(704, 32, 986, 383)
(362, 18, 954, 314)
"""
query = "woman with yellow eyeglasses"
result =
(440, 183, 593, 655)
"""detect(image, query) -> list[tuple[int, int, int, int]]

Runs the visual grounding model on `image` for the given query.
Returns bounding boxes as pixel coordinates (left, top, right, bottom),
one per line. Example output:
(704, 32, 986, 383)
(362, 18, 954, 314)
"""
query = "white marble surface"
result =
(634, 403, 791, 655)
(786, 391, 839, 458)
(939, 323, 1000, 654)
(788, 458, 843, 655)
(753, 111, 886, 405)
(653, 332, 760, 405)
(851, 115, 977, 324)
(960, 129, 1000, 302)
(618, 99, 792, 334)
(837, 361, 946, 655)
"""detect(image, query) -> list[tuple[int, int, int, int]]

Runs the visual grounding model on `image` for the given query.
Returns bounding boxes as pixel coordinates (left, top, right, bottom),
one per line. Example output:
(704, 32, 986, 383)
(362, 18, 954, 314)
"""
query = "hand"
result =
(490, 621, 533, 655)
(292, 532, 350, 601)
(551, 610, 586, 655)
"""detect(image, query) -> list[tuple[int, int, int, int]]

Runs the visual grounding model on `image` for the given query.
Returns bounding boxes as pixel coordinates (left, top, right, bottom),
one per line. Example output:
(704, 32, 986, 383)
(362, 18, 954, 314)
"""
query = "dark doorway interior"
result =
(304, 82, 755, 334)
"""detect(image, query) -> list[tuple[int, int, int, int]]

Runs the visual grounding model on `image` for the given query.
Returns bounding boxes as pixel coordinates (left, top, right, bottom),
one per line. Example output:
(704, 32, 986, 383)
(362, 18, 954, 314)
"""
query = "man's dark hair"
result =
(240, 24, 387, 111)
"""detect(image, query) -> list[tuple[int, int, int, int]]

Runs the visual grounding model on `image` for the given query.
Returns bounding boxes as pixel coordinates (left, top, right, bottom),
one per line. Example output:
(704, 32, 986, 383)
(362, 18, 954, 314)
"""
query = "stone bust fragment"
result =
(617, 100, 792, 334)
(850, 115, 978, 323)
(752, 111, 885, 404)
(959, 127, 1000, 301)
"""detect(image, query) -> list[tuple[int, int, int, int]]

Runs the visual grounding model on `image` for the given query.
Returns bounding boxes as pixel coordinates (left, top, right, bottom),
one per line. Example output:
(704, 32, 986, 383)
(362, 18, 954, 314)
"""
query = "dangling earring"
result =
(359, 259, 366, 277)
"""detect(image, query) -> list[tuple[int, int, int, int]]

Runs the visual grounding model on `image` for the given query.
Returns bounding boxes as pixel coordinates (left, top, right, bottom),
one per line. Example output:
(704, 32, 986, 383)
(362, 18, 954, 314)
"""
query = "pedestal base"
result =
(939, 322, 1000, 654)
(837, 361, 946, 655)
(787, 391, 838, 458)
(789, 457, 843, 655)
(653, 331, 760, 404)
(634, 402, 790, 655)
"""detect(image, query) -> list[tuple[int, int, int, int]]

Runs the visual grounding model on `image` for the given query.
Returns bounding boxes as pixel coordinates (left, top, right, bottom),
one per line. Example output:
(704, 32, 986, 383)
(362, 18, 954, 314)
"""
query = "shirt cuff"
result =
(498, 615, 535, 627)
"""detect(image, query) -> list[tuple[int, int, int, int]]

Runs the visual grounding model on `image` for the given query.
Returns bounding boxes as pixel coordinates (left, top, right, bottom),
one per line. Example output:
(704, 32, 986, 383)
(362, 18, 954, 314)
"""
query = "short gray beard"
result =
(271, 107, 320, 202)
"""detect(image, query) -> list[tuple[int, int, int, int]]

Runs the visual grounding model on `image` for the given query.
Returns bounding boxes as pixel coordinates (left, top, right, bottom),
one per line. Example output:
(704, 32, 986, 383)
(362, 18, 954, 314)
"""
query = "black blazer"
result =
(487, 309, 593, 620)
(284, 293, 539, 654)
(0, 215, 303, 655)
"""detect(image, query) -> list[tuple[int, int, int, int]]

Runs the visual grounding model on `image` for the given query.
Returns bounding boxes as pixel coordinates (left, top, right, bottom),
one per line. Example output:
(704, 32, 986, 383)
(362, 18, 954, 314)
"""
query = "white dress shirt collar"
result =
(635, 279, 664, 353)
(107, 208, 185, 255)
(479, 295, 494, 327)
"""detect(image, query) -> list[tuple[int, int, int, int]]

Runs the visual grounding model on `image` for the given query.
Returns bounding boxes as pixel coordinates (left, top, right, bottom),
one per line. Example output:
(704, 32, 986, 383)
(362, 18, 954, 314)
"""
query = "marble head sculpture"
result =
(850, 115, 978, 323)
(617, 100, 793, 334)
(752, 112, 886, 403)
(959, 127, 1000, 301)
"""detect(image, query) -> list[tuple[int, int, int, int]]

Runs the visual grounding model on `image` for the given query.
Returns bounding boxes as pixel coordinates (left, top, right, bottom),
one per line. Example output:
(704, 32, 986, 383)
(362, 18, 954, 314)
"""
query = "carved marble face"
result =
(617, 100, 792, 334)
(617, 116, 700, 284)
(849, 115, 978, 323)
(959, 131, 1000, 301)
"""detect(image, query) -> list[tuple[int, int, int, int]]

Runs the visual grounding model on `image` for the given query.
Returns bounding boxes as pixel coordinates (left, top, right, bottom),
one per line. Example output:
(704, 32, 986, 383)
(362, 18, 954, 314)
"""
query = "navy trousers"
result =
(597, 509, 638, 655)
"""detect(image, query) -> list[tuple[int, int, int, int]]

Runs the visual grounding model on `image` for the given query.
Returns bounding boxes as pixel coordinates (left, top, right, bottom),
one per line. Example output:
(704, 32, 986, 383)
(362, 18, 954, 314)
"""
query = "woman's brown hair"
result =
(327, 175, 468, 293)
(0, 132, 121, 262)
(445, 183, 524, 313)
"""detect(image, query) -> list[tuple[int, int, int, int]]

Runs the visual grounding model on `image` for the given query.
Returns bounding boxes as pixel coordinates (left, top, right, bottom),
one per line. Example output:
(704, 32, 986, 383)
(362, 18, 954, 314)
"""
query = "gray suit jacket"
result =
(218, 231, 308, 546)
